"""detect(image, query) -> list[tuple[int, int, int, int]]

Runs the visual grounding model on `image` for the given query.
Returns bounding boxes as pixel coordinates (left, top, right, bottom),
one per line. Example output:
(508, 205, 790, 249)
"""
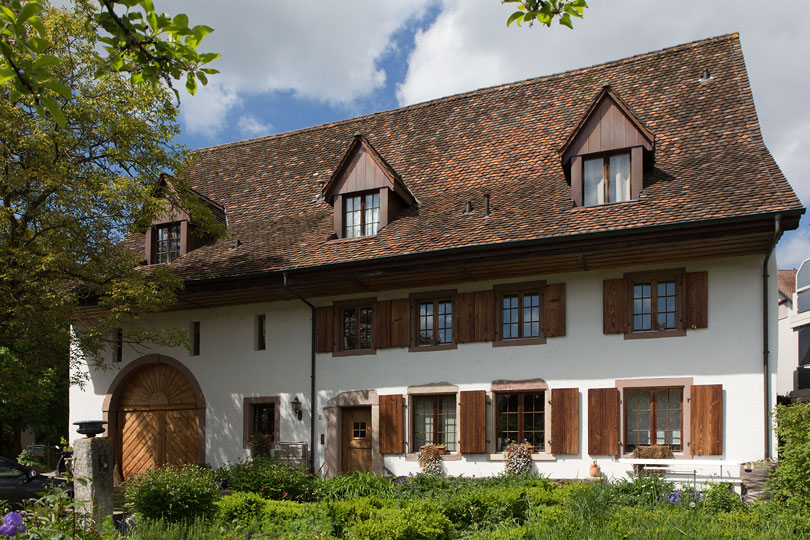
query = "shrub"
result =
(436, 486, 530, 531)
(346, 502, 453, 540)
(769, 401, 810, 512)
(121, 518, 247, 540)
(607, 474, 675, 508)
(248, 434, 274, 460)
(703, 482, 743, 513)
(417, 445, 444, 476)
(215, 491, 267, 524)
(17, 449, 47, 471)
(124, 465, 220, 522)
(321, 472, 395, 500)
(217, 458, 319, 502)
(504, 443, 534, 475)
(261, 499, 314, 525)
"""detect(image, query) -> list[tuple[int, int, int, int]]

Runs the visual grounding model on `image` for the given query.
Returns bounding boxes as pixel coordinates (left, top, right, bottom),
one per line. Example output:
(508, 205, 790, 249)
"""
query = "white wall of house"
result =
(69, 254, 775, 479)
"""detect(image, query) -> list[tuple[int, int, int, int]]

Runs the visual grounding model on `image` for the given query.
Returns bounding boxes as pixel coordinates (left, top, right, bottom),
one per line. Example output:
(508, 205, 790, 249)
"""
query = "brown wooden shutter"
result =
(460, 390, 487, 454)
(373, 300, 392, 349)
(544, 283, 566, 338)
(473, 291, 495, 342)
(690, 384, 722, 456)
(456, 292, 476, 343)
(379, 394, 403, 454)
(685, 271, 708, 329)
(551, 388, 579, 454)
(390, 298, 410, 348)
(315, 306, 333, 353)
(571, 156, 583, 207)
(630, 146, 643, 200)
(603, 278, 629, 334)
(587, 388, 619, 456)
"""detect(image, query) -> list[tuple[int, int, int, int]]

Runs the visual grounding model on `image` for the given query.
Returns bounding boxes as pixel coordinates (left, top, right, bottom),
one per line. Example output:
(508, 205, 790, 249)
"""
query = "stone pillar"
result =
(72, 437, 113, 524)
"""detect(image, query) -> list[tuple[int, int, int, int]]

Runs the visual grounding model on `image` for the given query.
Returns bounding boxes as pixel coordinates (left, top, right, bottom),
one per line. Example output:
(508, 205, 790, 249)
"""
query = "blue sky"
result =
(170, 0, 810, 270)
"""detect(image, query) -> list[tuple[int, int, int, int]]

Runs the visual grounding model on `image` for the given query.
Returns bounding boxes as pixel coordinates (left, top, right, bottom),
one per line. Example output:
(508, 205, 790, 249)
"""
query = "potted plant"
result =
(631, 444, 673, 475)
(420, 444, 447, 455)
(417, 444, 444, 476)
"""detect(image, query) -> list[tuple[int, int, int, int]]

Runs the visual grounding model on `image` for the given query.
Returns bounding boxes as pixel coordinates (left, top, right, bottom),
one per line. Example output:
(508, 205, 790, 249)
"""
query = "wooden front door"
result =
(341, 407, 372, 473)
(117, 364, 201, 480)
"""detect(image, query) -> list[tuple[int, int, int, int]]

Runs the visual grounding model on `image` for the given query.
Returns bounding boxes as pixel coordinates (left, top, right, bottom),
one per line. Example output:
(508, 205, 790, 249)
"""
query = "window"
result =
(243, 397, 280, 448)
(341, 304, 373, 351)
(624, 388, 683, 451)
(495, 392, 545, 451)
(152, 222, 181, 263)
(410, 292, 455, 350)
(256, 314, 267, 351)
(413, 395, 457, 451)
(114, 328, 123, 363)
(191, 321, 200, 356)
(344, 192, 380, 238)
(627, 270, 683, 335)
(495, 282, 545, 344)
(583, 152, 630, 206)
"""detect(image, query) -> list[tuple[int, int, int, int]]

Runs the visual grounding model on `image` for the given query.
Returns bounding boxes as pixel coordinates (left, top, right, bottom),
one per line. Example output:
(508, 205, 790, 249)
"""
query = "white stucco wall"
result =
(70, 254, 775, 479)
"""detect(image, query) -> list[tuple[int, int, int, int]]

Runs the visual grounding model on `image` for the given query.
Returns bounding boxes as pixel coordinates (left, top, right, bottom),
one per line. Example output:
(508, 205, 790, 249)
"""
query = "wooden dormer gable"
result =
(323, 134, 416, 238)
(560, 86, 654, 164)
(560, 87, 654, 207)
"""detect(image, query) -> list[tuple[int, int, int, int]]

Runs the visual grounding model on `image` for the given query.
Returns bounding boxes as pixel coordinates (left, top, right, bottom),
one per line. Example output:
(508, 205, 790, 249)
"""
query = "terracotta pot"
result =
(436, 446, 447, 455)
(589, 461, 601, 478)
(525, 446, 536, 454)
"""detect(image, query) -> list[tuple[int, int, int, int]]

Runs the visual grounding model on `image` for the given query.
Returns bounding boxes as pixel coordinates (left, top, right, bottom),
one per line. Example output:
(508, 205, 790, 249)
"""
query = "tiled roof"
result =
(778, 269, 797, 299)
(153, 33, 804, 282)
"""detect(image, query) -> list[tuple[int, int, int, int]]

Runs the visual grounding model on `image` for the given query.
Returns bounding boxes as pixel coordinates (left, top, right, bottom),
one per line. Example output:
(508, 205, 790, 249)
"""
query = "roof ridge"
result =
(193, 33, 740, 154)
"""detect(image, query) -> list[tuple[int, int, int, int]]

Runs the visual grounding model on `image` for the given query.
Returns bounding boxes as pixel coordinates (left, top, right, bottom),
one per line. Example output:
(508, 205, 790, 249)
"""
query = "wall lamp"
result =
(290, 396, 302, 420)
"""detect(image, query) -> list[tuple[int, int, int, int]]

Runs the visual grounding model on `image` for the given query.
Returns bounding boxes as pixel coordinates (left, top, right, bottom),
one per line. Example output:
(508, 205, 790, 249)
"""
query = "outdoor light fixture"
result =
(290, 396, 302, 420)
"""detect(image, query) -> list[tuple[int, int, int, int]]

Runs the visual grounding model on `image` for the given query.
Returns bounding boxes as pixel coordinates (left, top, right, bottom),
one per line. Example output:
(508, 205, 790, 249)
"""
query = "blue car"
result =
(0, 456, 67, 507)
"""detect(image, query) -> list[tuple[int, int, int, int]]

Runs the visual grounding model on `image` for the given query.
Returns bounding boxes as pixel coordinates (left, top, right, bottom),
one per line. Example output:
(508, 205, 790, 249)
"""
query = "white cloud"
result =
(179, 82, 240, 137)
(777, 228, 810, 270)
(171, 0, 434, 128)
(237, 115, 273, 138)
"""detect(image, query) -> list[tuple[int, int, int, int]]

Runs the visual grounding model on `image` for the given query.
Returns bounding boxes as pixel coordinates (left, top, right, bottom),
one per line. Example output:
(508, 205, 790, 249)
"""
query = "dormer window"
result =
(153, 222, 181, 263)
(560, 86, 654, 208)
(345, 192, 381, 238)
(583, 152, 631, 206)
(323, 134, 416, 239)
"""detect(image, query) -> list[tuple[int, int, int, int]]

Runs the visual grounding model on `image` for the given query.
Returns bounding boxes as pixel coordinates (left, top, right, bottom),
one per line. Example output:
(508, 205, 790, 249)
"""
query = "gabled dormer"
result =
(144, 176, 226, 264)
(323, 134, 416, 239)
(560, 86, 654, 207)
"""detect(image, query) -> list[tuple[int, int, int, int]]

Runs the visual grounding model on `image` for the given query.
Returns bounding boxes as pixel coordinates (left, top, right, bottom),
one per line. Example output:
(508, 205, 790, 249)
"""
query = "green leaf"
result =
(559, 12, 573, 28)
(42, 95, 65, 127)
(507, 11, 525, 27)
(42, 80, 71, 99)
(32, 54, 60, 70)
(28, 17, 45, 36)
(17, 2, 42, 24)
(173, 13, 188, 29)
(196, 71, 207, 86)
(185, 72, 196, 95)
(0, 66, 16, 84)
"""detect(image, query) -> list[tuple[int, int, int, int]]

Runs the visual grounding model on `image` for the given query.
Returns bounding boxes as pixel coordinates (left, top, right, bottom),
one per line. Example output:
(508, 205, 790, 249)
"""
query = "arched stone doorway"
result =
(103, 355, 205, 482)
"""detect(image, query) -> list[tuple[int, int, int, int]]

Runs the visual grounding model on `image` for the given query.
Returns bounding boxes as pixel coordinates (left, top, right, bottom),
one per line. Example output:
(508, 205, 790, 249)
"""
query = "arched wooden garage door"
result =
(116, 363, 202, 480)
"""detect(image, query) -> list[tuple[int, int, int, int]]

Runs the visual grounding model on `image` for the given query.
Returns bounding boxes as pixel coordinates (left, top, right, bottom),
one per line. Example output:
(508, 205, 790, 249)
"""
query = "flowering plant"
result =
(0, 512, 25, 537)
(417, 444, 444, 476)
(504, 441, 534, 475)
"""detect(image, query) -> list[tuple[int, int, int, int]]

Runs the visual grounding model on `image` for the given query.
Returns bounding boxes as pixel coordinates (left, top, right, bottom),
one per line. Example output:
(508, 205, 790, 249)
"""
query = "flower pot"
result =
(525, 445, 536, 454)
(420, 445, 447, 455)
(589, 461, 601, 478)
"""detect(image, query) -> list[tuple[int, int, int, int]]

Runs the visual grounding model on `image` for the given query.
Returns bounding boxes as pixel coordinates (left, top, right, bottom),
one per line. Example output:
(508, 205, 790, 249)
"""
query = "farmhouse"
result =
(70, 33, 804, 482)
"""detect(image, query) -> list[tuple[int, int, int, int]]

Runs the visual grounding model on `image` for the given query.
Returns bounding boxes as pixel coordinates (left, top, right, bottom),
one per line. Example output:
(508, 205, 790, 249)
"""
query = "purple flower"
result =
(0, 512, 25, 537)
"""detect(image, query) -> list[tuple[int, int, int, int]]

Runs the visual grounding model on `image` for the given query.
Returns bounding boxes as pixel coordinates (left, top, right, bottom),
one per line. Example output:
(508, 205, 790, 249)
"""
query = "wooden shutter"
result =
(379, 394, 403, 454)
(390, 298, 410, 348)
(630, 146, 643, 200)
(544, 283, 566, 338)
(685, 272, 708, 329)
(603, 278, 629, 334)
(473, 291, 495, 342)
(551, 388, 579, 454)
(315, 306, 333, 353)
(571, 156, 583, 207)
(587, 388, 619, 456)
(691, 384, 722, 456)
(456, 292, 476, 343)
(374, 300, 392, 349)
(460, 390, 487, 454)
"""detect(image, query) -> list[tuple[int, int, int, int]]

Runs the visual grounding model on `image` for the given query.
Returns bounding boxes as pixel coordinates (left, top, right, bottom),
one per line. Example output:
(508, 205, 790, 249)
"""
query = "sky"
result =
(167, 0, 810, 270)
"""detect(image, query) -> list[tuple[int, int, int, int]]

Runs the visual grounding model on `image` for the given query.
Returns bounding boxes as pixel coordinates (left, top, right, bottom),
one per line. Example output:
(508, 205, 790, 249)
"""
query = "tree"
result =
(0, 3, 221, 456)
(502, 0, 588, 29)
(0, 0, 219, 126)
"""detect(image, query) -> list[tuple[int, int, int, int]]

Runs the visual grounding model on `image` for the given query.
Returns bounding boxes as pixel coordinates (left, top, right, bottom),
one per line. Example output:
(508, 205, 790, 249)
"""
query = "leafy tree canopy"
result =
(0, 2, 221, 454)
(503, 0, 588, 29)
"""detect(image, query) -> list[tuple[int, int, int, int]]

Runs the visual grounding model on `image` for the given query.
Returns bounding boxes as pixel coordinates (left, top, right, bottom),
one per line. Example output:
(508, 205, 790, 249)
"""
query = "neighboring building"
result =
(70, 34, 805, 483)
(777, 269, 798, 397)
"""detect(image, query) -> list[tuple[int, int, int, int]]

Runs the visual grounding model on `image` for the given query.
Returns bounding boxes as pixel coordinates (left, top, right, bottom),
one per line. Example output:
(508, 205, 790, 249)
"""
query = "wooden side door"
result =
(341, 407, 372, 473)
(119, 410, 159, 479)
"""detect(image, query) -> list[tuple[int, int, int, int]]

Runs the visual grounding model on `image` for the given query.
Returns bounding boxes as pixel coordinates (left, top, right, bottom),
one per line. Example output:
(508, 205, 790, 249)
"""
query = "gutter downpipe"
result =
(763, 213, 782, 460)
(283, 272, 317, 474)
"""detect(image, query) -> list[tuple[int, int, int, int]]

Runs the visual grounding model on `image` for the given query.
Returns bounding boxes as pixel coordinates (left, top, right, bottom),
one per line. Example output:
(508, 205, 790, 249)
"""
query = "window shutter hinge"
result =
(687, 397, 691, 403)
